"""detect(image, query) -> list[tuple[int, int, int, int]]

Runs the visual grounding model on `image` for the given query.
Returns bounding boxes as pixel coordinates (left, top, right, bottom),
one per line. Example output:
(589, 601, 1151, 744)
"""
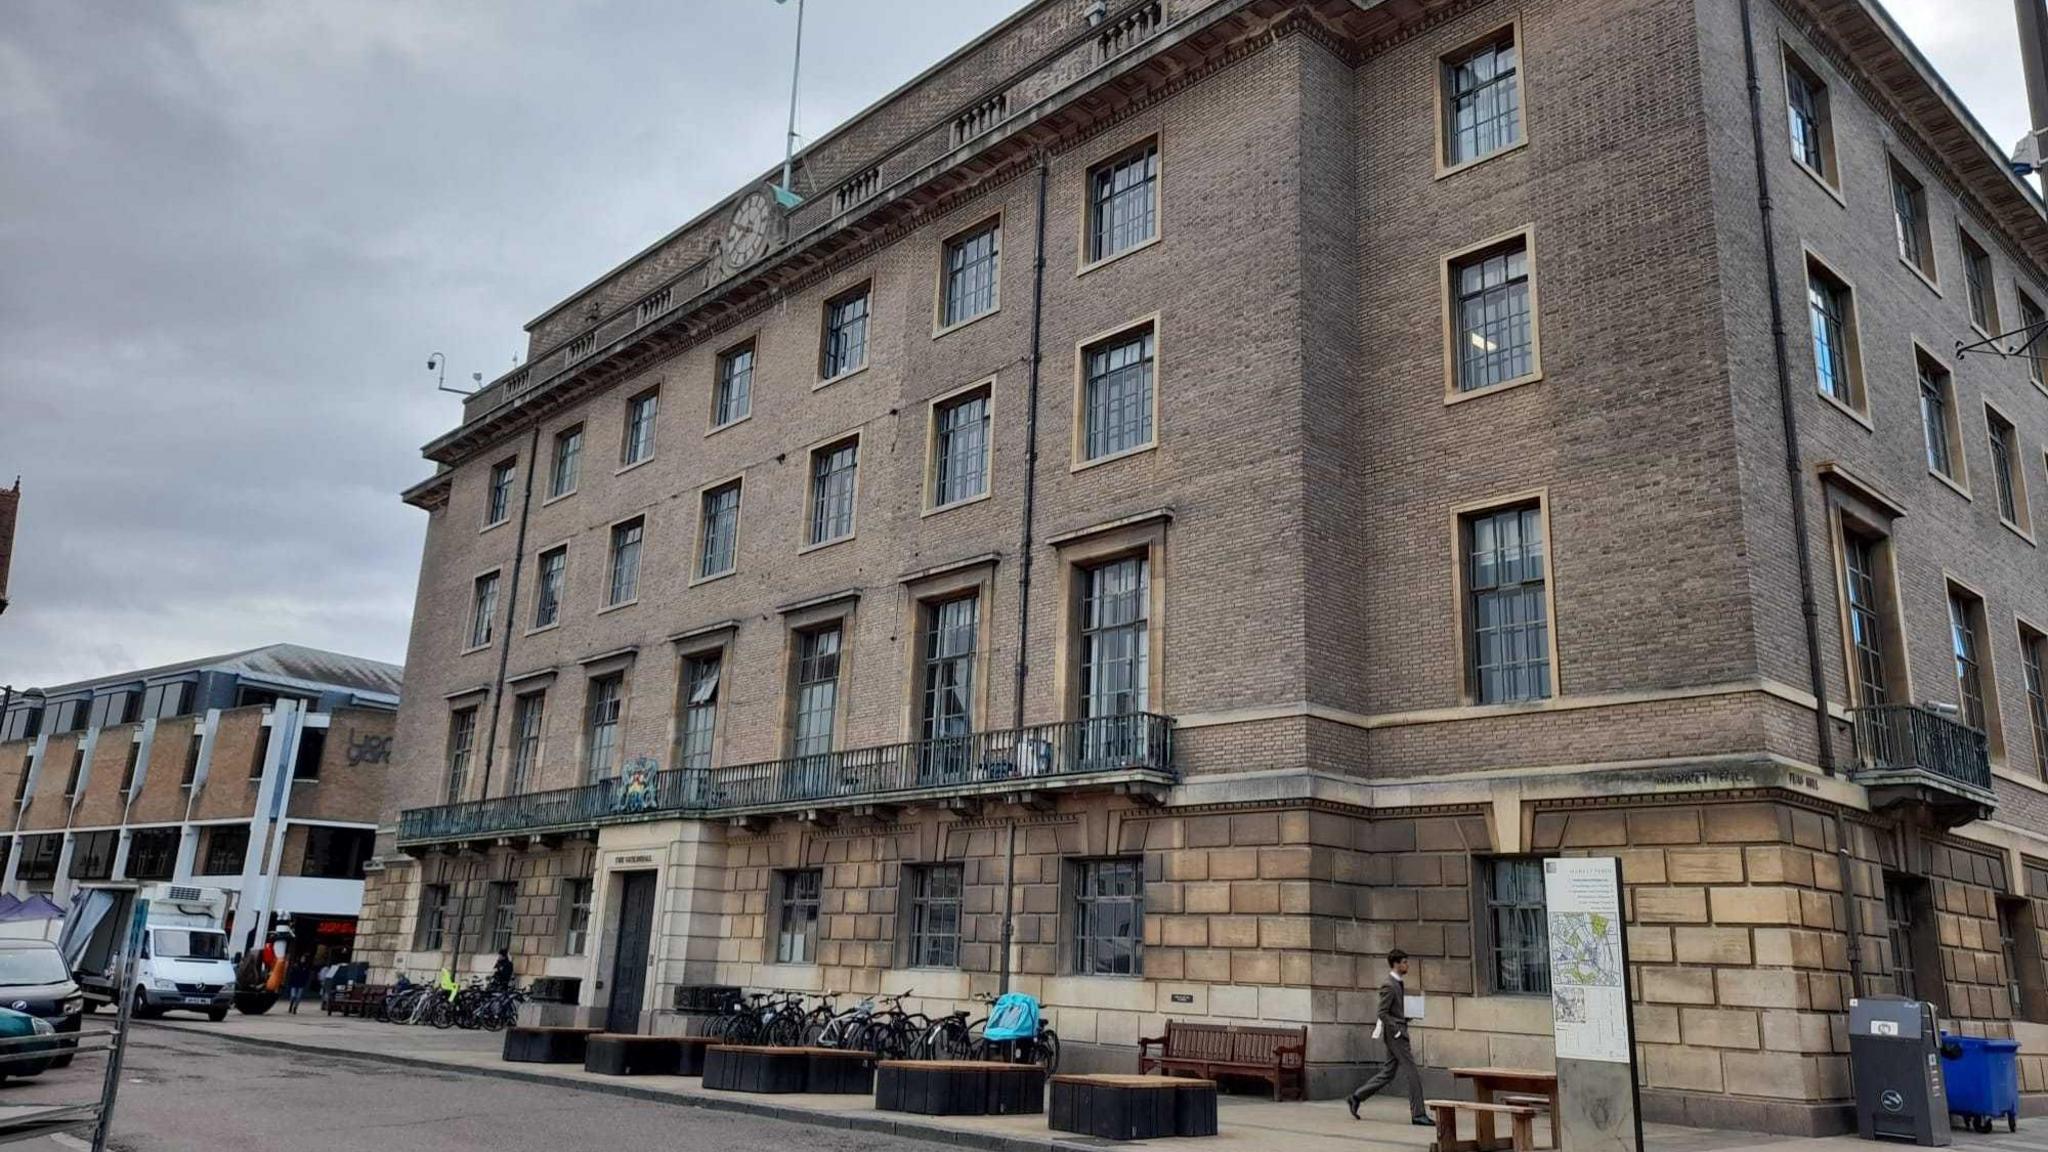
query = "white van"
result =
(60, 884, 237, 1021)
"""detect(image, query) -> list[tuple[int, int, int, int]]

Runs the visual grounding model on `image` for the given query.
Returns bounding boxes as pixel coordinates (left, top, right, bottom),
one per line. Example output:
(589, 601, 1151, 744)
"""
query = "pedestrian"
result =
(490, 947, 515, 991)
(1347, 948, 1430, 1126)
(285, 951, 313, 1015)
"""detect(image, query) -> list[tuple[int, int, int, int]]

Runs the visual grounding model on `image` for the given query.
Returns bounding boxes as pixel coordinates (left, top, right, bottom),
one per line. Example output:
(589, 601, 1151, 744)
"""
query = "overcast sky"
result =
(0, 0, 2030, 690)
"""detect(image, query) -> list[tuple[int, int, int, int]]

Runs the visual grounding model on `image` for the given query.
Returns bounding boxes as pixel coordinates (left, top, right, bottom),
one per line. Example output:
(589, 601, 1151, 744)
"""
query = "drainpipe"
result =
(1739, 0, 1863, 997)
(998, 160, 1051, 997)
(480, 424, 543, 804)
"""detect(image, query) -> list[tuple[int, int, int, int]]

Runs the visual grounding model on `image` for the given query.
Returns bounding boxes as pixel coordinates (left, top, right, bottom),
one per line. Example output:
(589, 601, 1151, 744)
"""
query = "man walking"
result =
(1347, 948, 1429, 1125)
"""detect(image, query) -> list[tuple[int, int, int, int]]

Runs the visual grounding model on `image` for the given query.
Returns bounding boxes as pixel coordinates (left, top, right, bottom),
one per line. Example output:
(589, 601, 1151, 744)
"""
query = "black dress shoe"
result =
(1412, 1117, 1435, 1126)
(1347, 1096, 1361, 1120)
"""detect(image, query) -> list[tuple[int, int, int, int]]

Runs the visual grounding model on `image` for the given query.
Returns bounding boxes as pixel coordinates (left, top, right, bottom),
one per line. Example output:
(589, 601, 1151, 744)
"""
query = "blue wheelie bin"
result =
(1939, 1033, 2020, 1133)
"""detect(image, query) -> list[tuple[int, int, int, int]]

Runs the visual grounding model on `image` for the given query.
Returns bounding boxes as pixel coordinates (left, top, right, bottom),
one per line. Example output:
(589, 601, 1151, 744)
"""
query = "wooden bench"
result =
(502, 1026, 601, 1065)
(702, 1046, 875, 1094)
(874, 1059, 1046, 1116)
(584, 1034, 685, 1076)
(671, 1035, 718, 1077)
(1138, 1020, 1306, 1100)
(1426, 1099, 1540, 1152)
(323, 983, 388, 1018)
(1449, 1067, 1558, 1151)
(1050, 1074, 1219, 1140)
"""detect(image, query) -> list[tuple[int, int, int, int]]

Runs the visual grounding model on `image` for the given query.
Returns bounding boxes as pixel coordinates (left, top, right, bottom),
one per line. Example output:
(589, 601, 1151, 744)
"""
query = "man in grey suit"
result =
(1347, 948, 1430, 1125)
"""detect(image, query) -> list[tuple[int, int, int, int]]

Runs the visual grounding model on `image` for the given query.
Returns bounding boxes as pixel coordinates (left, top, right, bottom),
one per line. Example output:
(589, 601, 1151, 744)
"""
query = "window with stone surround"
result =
(1461, 502, 1552, 705)
(622, 389, 659, 466)
(586, 674, 623, 781)
(1986, 405, 2030, 533)
(607, 517, 644, 606)
(509, 691, 544, 793)
(1481, 856, 1550, 995)
(485, 458, 515, 527)
(776, 868, 822, 965)
(1783, 49, 1835, 186)
(714, 342, 753, 428)
(446, 706, 477, 804)
(807, 438, 859, 546)
(1947, 584, 1999, 748)
(821, 284, 871, 380)
(2021, 290, 2047, 391)
(940, 220, 999, 328)
(1891, 159, 1935, 283)
(562, 878, 593, 955)
(487, 881, 518, 954)
(930, 385, 991, 508)
(791, 626, 842, 759)
(1919, 350, 1964, 486)
(1884, 874, 1944, 1012)
(677, 653, 721, 772)
(534, 546, 566, 629)
(1086, 140, 1158, 264)
(468, 571, 500, 649)
(1079, 555, 1150, 762)
(549, 424, 582, 499)
(907, 864, 963, 969)
(1962, 232, 1998, 335)
(1839, 526, 1905, 711)
(418, 883, 450, 951)
(1081, 324, 1155, 462)
(698, 481, 741, 579)
(1448, 232, 1537, 395)
(1441, 26, 1523, 169)
(1807, 256, 1864, 412)
(1072, 857, 1144, 976)
(2021, 624, 2048, 781)
(1998, 897, 2047, 1023)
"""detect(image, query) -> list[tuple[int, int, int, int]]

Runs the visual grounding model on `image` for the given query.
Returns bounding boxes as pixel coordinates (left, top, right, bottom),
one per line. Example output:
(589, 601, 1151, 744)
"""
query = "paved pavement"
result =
(13, 1011, 2042, 1152)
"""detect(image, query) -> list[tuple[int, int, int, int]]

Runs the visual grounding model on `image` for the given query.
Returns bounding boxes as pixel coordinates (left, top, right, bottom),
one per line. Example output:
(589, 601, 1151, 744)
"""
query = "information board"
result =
(1543, 857, 1632, 1064)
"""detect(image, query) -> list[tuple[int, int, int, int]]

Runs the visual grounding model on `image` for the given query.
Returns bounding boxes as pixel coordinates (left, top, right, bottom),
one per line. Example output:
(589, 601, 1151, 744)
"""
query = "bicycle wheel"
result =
(1033, 1029, 1060, 1075)
(431, 996, 456, 1029)
(766, 1011, 802, 1047)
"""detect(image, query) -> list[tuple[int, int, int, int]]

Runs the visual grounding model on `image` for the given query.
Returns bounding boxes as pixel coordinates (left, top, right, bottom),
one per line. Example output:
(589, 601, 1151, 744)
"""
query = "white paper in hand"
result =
(1372, 1019, 1384, 1040)
(1404, 994, 1425, 1021)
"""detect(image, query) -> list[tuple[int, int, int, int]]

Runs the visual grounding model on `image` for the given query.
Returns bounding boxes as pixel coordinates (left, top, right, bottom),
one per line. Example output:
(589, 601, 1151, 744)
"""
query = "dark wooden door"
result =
(606, 872, 656, 1034)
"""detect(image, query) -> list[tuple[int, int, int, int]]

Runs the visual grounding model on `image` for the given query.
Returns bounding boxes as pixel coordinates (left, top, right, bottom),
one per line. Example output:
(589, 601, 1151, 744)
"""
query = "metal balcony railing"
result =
(1849, 704, 1992, 792)
(397, 713, 1175, 847)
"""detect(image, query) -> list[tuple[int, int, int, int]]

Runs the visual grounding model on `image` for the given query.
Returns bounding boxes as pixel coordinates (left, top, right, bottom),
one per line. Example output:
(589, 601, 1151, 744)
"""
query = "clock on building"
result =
(721, 190, 774, 273)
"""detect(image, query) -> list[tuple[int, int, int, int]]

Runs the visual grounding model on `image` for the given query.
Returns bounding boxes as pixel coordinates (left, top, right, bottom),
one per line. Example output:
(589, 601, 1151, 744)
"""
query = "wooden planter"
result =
(874, 1060, 1047, 1116)
(503, 1027, 602, 1065)
(703, 1046, 875, 1094)
(1049, 1075, 1219, 1141)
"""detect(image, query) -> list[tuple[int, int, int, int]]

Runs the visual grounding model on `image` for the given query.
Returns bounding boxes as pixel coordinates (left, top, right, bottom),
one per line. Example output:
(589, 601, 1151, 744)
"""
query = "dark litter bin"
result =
(1939, 1033, 2020, 1133)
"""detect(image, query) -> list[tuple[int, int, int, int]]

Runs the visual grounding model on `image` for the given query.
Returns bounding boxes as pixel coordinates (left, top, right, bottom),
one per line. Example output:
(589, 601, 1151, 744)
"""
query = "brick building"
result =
(0, 477, 19, 615)
(361, 0, 2048, 1132)
(0, 645, 401, 961)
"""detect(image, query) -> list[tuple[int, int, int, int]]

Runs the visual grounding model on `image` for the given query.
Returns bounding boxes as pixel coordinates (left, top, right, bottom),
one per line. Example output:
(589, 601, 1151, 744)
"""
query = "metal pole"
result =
(998, 821, 1016, 995)
(2017, 0, 2048, 135)
(780, 0, 805, 197)
(92, 897, 148, 1152)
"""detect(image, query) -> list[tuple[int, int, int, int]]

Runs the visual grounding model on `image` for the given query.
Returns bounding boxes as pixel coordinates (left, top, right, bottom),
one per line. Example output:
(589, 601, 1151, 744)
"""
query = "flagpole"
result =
(779, 0, 805, 203)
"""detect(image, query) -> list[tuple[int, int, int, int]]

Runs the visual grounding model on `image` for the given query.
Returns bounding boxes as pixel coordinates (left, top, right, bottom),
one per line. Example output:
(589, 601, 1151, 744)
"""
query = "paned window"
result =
(623, 390, 658, 465)
(549, 425, 582, 498)
(932, 390, 990, 506)
(534, 546, 566, 628)
(1483, 857, 1550, 994)
(908, 865, 964, 968)
(586, 675, 623, 781)
(446, 707, 477, 803)
(1453, 238, 1534, 392)
(1784, 52, 1833, 180)
(808, 440, 858, 546)
(699, 482, 741, 578)
(469, 572, 499, 649)
(715, 344, 753, 427)
(678, 654, 721, 772)
(1892, 162, 1933, 278)
(563, 878, 593, 954)
(776, 869, 822, 964)
(1963, 234, 1998, 333)
(1087, 142, 1159, 262)
(1072, 858, 1143, 976)
(509, 692, 544, 793)
(2023, 626, 2048, 780)
(822, 287, 870, 379)
(608, 518, 643, 605)
(1808, 262, 1859, 406)
(1466, 505, 1551, 704)
(1950, 588, 1988, 731)
(942, 223, 1000, 327)
(793, 627, 842, 758)
(1444, 30, 1522, 166)
(1920, 355, 1957, 480)
(486, 459, 515, 526)
(1083, 328, 1154, 460)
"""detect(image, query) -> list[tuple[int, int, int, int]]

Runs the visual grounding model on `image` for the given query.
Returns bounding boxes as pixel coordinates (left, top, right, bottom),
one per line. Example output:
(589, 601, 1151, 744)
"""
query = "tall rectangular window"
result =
(301, 826, 374, 880)
(446, 707, 477, 803)
(1886, 877, 1943, 1009)
(1950, 588, 1989, 731)
(488, 881, 518, 953)
(1081, 557, 1150, 725)
(821, 286, 870, 379)
(201, 825, 249, 876)
(549, 425, 582, 499)
(677, 653, 720, 772)
(485, 459, 515, 526)
(1073, 858, 1143, 976)
(69, 830, 116, 881)
(931, 389, 991, 507)
(418, 884, 449, 951)
(562, 878, 593, 954)
(469, 572, 500, 649)
(1920, 353, 1959, 481)
(1987, 408, 2025, 528)
(941, 222, 1000, 327)
(1483, 857, 1551, 994)
(509, 692, 544, 794)
(1843, 531, 1895, 708)
(920, 596, 977, 746)
(1087, 141, 1159, 263)
(607, 518, 643, 606)
(2021, 292, 2047, 390)
(1807, 259, 1861, 408)
(1963, 234, 1998, 333)
(126, 827, 179, 882)
(531, 546, 566, 629)
(17, 836, 60, 882)
(908, 864, 963, 969)
(586, 674, 623, 781)
(622, 389, 658, 466)
(714, 343, 753, 427)
(1082, 326, 1155, 461)
(807, 440, 858, 546)
(776, 869, 822, 964)
(1452, 236, 1535, 392)
(1443, 28, 1522, 167)
(1465, 505, 1551, 704)
(792, 626, 842, 758)
(1892, 161, 1934, 279)
(2021, 625, 2048, 780)
(698, 482, 741, 579)
(1783, 51, 1833, 181)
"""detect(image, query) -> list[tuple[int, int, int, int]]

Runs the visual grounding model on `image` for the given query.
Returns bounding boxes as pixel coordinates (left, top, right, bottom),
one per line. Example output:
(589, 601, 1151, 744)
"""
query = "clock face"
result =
(723, 191, 773, 271)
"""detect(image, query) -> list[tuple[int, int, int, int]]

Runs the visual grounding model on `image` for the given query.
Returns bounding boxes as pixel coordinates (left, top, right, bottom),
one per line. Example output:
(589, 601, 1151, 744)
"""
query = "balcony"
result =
(1848, 704, 1995, 827)
(397, 713, 1175, 850)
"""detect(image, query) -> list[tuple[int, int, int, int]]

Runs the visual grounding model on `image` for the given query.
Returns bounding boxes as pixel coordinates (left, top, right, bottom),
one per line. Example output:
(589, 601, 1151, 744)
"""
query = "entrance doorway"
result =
(605, 871, 656, 1034)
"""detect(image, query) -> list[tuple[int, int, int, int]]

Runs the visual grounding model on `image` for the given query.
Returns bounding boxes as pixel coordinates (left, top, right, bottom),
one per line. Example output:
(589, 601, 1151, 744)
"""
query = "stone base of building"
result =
(1640, 1088, 1852, 1137)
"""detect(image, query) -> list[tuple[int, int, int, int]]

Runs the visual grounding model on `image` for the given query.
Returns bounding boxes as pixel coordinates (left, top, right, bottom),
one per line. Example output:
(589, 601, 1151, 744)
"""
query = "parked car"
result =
(0, 1007, 61, 1082)
(0, 942, 82, 1067)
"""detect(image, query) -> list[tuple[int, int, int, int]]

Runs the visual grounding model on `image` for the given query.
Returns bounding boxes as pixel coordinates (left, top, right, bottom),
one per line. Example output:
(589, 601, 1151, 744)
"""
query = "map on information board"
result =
(1543, 857, 1632, 1064)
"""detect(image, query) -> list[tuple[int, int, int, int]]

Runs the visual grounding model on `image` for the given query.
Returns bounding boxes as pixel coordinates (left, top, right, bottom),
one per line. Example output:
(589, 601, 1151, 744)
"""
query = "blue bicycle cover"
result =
(983, 993, 1040, 1042)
